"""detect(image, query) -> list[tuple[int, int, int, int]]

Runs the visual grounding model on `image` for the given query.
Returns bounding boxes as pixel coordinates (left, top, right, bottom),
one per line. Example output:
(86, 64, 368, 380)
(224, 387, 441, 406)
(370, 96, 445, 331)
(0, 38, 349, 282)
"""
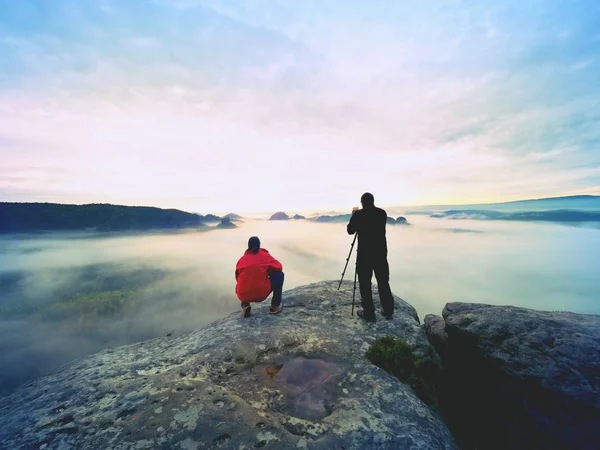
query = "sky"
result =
(1, 0, 599, 214)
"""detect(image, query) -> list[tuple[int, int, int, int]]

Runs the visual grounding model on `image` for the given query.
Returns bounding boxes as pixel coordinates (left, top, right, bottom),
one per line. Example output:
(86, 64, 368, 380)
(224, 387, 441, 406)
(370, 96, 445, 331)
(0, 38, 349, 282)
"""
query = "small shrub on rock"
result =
(366, 336, 441, 410)
(366, 337, 415, 381)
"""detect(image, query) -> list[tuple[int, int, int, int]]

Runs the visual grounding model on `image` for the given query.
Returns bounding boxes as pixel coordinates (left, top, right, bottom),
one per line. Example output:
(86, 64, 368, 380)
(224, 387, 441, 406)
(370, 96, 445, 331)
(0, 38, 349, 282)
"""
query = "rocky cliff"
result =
(425, 303, 600, 450)
(0, 281, 455, 450)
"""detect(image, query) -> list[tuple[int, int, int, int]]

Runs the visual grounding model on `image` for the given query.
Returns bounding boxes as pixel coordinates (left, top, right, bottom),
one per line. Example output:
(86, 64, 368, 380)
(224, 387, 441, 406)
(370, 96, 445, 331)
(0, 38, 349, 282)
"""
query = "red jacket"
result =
(235, 248, 283, 302)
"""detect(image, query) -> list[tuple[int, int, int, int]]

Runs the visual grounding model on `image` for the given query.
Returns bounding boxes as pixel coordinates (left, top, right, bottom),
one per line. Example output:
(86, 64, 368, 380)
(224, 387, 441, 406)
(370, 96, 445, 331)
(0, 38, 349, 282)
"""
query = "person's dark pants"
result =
(357, 255, 394, 318)
(268, 271, 284, 307)
(241, 271, 284, 309)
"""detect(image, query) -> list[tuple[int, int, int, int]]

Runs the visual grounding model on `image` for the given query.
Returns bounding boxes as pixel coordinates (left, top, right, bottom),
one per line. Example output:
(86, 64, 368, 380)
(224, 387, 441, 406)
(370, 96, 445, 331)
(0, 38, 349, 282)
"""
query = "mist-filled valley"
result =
(1, 217, 599, 398)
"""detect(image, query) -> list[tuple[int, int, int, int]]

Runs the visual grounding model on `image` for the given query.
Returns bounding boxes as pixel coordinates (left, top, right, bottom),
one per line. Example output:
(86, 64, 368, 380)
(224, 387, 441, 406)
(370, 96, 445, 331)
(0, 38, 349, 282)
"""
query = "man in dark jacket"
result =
(347, 192, 394, 322)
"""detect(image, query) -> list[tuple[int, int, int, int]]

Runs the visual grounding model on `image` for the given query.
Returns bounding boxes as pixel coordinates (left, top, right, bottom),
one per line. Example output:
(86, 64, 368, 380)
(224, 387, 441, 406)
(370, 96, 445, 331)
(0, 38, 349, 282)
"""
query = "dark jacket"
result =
(347, 206, 388, 257)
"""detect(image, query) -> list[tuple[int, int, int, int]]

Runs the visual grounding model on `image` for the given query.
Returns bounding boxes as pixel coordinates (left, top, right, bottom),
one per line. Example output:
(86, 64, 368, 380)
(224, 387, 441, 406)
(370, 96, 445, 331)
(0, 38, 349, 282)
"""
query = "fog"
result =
(1, 218, 599, 397)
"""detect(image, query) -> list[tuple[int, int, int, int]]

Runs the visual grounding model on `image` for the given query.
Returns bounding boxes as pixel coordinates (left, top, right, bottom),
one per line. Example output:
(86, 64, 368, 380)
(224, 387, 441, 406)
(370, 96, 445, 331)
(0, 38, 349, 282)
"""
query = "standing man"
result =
(347, 192, 394, 322)
(235, 236, 284, 318)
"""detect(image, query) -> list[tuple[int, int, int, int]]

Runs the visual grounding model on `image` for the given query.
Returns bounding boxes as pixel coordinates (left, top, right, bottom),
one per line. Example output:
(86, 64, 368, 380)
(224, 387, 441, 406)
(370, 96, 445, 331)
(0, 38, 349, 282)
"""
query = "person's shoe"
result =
(269, 303, 283, 315)
(383, 314, 393, 320)
(357, 310, 376, 322)
(242, 305, 252, 318)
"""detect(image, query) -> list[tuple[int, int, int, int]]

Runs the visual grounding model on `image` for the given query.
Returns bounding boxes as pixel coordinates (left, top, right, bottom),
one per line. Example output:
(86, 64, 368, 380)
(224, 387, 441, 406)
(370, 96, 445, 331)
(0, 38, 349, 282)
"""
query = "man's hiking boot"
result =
(383, 314, 393, 320)
(242, 305, 252, 318)
(357, 310, 376, 323)
(269, 303, 283, 315)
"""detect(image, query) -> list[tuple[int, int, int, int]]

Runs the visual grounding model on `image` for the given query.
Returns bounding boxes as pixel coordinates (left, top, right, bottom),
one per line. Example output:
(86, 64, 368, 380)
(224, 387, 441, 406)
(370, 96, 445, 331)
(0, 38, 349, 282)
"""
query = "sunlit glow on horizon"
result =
(1, 0, 599, 213)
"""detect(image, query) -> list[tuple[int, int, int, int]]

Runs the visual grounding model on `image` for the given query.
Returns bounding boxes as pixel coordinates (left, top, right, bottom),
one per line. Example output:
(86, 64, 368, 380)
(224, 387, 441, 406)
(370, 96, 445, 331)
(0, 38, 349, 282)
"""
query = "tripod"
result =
(337, 232, 359, 315)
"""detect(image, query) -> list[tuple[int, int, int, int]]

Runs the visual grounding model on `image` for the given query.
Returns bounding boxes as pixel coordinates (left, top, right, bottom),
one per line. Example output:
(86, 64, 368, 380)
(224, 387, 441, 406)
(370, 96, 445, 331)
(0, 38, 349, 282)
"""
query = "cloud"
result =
(2, 216, 599, 397)
(0, 0, 599, 210)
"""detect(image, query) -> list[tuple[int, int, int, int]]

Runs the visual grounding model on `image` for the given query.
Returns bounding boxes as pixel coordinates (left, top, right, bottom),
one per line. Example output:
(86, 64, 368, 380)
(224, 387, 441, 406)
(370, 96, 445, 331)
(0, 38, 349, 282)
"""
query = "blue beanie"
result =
(248, 236, 260, 253)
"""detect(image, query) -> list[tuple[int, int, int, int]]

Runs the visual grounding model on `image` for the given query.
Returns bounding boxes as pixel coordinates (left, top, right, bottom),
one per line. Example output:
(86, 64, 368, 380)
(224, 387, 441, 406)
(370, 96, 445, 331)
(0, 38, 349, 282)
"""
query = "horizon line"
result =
(2, 193, 599, 215)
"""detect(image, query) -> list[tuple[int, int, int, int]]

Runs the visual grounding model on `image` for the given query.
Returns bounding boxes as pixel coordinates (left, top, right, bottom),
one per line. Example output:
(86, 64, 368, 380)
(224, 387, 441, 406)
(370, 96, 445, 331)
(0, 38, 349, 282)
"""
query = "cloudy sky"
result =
(1, 0, 599, 213)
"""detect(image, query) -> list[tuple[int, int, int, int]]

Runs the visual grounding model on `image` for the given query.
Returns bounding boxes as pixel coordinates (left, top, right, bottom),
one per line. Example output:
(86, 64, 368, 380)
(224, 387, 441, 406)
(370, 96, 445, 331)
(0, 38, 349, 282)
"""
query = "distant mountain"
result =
(216, 217, 237, 229)
(0, 203, 210, 233)
(202, 214, 221, 223)
(308, 210, 344, 218)
(310, 214, 351, 223)
(491, 195, 600, 210)
(404, 195, 600, 214)
(307, 212, 410, 225)
(269, 212, 290, 221)
(292, 214, 306, 220)
(431, 210, 505, 220)
(223, 213, 243, 220)
(432, 209, 600, 223)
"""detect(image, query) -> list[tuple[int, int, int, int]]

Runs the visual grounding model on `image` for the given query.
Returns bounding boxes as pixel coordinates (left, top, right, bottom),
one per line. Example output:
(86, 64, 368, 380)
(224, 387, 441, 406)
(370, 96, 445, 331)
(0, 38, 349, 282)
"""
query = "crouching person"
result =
(235, 236, 284, 318)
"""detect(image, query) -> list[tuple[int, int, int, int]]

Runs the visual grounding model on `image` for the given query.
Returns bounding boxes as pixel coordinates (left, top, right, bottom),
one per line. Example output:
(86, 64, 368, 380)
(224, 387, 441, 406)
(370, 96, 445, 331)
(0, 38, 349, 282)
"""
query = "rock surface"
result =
(425, 303, 600, 450)
(0, 281, 455, 449)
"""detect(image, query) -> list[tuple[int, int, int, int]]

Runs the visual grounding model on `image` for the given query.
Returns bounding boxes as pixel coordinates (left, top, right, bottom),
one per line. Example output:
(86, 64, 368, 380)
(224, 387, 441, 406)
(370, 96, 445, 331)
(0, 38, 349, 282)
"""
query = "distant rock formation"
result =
(387, 216, 409, 225)
(425, 303, 600, 449)
(269, 212, 290, 221)
(0, 282, 456, 449)
(223, 213, 243, 220)
(292, 214, 306, 220)
(216, 217, 237, 229)
(202, 214, 222, 223)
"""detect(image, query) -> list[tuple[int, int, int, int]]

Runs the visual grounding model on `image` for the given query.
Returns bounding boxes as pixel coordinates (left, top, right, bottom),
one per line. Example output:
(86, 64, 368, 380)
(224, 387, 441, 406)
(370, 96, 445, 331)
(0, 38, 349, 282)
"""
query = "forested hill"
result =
(0, 203, 211, 233)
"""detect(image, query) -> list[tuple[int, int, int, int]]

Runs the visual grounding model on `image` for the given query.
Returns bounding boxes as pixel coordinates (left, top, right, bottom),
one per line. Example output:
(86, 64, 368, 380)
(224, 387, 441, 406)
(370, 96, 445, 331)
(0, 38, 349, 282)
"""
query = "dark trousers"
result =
(357, 255, 394, 318)
(268, 271, 284, 306)
(241, 271, 284, 309)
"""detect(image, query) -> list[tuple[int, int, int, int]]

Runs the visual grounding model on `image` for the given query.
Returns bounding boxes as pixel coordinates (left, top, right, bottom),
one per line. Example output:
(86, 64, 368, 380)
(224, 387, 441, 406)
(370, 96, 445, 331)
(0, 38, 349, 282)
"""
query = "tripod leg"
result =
(352, 250, 358, 315)
(338, 233, 358, 290)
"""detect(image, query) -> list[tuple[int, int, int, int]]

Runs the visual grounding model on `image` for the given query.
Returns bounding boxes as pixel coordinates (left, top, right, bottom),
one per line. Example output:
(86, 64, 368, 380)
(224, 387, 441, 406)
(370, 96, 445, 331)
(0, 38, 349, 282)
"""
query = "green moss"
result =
(366, 337, 416, 381)
(366, 336, 441, 410)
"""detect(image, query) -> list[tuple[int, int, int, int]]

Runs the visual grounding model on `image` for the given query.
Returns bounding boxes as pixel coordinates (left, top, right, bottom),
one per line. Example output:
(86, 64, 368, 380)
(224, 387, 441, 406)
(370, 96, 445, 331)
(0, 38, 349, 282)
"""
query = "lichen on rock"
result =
(0, 281, 456, 449)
